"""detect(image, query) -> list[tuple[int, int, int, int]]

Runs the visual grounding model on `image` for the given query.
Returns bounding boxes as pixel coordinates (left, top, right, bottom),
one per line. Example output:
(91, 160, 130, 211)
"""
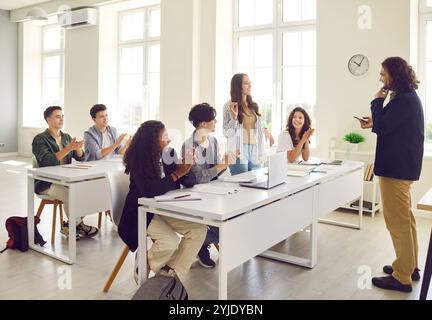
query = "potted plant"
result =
(344, 132, 365, 154)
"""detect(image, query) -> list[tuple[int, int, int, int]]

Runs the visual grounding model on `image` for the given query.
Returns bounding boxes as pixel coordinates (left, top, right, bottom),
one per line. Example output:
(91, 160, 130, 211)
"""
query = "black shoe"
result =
(372, 275, 412, 293)
(197, 245, 216, 268)
(383, 265, 421, 281)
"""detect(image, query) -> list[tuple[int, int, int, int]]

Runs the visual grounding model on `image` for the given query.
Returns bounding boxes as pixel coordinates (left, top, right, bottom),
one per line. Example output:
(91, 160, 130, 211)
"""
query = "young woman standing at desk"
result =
(222, 73, 274, 175)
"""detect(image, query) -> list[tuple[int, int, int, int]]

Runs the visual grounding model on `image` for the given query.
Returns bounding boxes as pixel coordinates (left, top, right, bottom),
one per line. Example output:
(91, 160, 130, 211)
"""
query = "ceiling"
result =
(0, 0, 51, 11)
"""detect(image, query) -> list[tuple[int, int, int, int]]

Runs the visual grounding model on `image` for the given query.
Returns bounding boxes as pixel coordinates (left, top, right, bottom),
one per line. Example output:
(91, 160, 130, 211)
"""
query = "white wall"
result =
(316, 0, 431, 206)
(13, 0, 432, 206)
(0, 10, 18, 153)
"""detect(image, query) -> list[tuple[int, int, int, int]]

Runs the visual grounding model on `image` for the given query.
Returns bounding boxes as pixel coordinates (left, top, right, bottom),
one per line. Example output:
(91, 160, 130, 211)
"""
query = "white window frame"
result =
(233, 0, 316, 145)
(41, 24, 65, 114)
(419, 0, 432, 152)
(117, 5, 160, 132)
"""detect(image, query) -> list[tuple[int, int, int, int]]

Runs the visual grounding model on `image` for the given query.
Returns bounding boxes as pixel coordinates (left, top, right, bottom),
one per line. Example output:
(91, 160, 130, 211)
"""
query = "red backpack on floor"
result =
(1, 216, 46, 253)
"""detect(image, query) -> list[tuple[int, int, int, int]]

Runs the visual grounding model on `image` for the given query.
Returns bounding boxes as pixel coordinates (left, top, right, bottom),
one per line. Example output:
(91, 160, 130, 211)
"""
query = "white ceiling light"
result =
(26, 7, 48, 20)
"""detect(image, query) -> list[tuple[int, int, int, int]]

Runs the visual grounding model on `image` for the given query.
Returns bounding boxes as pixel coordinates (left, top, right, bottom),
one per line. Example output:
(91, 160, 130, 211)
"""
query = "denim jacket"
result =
(84, 125, 120, 161)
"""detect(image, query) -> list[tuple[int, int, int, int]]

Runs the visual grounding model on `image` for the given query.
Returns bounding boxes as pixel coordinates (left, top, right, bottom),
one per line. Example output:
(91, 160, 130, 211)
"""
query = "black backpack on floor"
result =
(1, 216, 46, 253)
(132, 275, 188, 300)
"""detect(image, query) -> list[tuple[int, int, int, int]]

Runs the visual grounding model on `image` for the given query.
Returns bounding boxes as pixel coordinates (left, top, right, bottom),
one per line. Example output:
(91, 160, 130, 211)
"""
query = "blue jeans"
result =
(229, 144, 261, 175)
(203, 225, 219, 246)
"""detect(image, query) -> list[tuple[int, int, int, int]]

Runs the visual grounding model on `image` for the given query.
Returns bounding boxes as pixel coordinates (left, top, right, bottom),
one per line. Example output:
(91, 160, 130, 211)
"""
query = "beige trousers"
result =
(40, 184, 81, 224)
(147, 215, 207, 278)
(379, 176, 418, 285)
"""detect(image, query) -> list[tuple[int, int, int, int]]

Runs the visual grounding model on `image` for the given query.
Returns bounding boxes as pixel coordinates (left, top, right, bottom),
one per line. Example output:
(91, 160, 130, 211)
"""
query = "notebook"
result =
(154, 192, 202, 202)
(193, 184, 239, 195)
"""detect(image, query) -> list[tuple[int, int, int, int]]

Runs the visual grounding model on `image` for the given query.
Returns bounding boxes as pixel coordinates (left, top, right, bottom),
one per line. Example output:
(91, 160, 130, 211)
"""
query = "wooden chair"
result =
(103, 245, 130, 292)
(35, 195, 64, 244)
(98, 210, 112, 229)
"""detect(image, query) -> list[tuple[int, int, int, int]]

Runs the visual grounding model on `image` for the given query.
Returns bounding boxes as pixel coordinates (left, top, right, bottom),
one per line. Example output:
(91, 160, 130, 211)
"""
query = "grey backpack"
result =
(132, 275, 188, 300)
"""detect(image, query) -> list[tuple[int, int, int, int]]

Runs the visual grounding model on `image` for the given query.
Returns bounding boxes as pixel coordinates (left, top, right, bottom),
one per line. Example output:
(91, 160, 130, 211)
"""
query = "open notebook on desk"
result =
(192, 184, 239, 195)
(287, 163, 315, 177)
(154, 192, 202, 202)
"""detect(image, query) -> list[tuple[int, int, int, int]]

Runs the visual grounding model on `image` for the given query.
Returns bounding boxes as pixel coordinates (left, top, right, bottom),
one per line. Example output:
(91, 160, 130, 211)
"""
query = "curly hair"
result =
(124, 120, 165, 179)
(286, 107, 311, 148)
(230, 73, 261, 124)
(382, 57, 419, 94)
(188, 102, 217, 128)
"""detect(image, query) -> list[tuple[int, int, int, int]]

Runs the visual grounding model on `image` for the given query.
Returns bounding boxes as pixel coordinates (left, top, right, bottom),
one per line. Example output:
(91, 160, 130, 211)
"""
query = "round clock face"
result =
(348, 54, 369, 76)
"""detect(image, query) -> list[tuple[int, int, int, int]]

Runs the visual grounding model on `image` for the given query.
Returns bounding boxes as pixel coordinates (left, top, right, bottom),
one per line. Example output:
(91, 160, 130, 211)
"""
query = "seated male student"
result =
(84, 104, 130, 161)
(32, 106, 98, 238)
(182, 103, 238, 268)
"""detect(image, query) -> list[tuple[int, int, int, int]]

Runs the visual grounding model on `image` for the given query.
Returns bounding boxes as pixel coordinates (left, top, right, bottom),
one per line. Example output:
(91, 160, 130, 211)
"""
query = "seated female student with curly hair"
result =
(118, 120, 207, 285)
(277, 107, 315, 163)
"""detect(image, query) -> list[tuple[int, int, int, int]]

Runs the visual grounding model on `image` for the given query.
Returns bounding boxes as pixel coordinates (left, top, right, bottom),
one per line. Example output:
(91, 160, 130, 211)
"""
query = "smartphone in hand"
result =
(353, 116, 368, 123)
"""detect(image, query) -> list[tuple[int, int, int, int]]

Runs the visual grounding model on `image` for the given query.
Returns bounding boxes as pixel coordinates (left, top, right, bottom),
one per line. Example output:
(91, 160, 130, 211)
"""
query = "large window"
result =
(420, 0, 432, 151)
(42, 25, 65, 110)
(118, 6, 160, 129)
(234, 0, 316, 144)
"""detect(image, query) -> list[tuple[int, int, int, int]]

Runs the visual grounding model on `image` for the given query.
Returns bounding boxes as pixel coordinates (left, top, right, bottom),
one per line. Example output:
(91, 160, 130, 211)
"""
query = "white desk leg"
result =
(218, 226, 227, 300)
(372, 181, 376, 218)
(138, 208, 147, 286)
(358, 192, 363, 229)
(27, 176, 35, 248)
(68, 186, 76, 264)
(310, 222, 318, 268)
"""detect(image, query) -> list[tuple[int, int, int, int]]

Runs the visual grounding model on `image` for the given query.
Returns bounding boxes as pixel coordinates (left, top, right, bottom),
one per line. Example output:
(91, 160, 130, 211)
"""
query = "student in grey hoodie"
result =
(84, 104, 130, 161)
(182, 103, 238, 268)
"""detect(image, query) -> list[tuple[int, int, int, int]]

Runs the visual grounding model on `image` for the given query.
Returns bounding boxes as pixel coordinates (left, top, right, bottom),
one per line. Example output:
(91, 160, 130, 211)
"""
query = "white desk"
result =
(27, 159, 125, 264)
(137, 161, 364, 299)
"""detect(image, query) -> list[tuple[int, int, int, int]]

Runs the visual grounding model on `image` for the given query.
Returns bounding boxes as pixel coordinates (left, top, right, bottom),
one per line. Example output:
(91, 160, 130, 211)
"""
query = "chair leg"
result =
(36, 199, 47, 218)
(98, 212, 102, 229)
(214, 243, 219, 251)
(420, 228, 432, 300)
(59, 202, 64, 228)
(106, 210, 112, 222)
(103, 246, 130, 293)
(51, 201, 58, 244)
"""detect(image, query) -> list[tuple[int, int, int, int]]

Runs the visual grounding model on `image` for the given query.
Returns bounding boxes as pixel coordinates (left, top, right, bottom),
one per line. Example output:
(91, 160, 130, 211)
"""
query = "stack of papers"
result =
(193, 184, 239, 195)
(220, 175, 257, 183)
(286, 163, 315, 177)
(154, 192, 202, 202)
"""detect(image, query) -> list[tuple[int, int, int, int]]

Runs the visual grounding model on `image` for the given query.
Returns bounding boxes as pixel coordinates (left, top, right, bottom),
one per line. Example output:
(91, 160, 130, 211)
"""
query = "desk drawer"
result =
(317, 169, 363, 218)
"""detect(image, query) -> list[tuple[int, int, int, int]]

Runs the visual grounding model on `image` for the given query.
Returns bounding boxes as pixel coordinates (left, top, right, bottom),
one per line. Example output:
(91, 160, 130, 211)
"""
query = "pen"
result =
(174, 194, 191, 199)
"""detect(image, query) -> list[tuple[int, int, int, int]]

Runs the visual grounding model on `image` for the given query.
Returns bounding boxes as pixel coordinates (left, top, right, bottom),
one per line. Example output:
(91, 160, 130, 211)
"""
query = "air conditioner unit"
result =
(58, 7, 97, 29)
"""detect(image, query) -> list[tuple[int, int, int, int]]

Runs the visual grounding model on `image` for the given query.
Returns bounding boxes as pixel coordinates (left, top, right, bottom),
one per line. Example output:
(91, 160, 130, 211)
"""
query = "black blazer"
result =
(371, 90, 424, 181)
(118, 148, 196, 252)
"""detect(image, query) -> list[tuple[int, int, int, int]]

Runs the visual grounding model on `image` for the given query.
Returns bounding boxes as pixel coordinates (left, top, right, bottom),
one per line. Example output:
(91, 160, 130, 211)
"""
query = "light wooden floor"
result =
(0, 156, 431, 300)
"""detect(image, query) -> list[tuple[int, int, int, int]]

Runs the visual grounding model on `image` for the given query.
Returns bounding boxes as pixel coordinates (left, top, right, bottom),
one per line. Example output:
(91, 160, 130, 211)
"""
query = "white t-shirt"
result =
(276, 130, 301, 163)
(102, 131, 112, 159)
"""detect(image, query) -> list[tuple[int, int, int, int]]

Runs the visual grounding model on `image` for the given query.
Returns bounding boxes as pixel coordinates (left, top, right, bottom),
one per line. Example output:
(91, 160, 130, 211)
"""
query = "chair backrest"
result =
(106, 171, 130, 226)
(32, 156, 39, 168)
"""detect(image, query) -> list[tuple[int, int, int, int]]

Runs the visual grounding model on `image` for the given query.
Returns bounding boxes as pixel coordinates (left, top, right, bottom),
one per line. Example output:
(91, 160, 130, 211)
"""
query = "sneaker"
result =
(76, 222, 98, 238)
(383, 265, 421, 281)
(372, 275, 412, 293)
(134, 253, 151, 285)
(158, 265, 177, 278)
(197, 245, 216, 268)
(60, 221, 80, 240)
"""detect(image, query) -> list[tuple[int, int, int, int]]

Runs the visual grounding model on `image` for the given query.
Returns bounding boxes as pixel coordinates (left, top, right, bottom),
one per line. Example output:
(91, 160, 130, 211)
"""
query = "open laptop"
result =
(239, 152, 287, 190)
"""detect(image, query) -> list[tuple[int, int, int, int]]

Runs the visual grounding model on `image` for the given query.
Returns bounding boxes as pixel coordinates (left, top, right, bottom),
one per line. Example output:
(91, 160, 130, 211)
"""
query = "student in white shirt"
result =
(277, 107, 314, 163)
(84, 104, 130, 161)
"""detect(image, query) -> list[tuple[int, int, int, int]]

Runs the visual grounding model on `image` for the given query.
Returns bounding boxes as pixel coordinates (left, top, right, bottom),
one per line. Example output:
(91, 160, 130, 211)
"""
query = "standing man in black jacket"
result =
(359, 57, 424, 293)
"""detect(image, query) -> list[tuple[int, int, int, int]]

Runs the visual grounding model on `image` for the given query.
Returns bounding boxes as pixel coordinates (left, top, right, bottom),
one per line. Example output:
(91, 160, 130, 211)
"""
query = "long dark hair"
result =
(124, 120, 165, 179)
(382, 57, 419, 94)
(230, 73, 261, 124)
(286, 107, 311, 147)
